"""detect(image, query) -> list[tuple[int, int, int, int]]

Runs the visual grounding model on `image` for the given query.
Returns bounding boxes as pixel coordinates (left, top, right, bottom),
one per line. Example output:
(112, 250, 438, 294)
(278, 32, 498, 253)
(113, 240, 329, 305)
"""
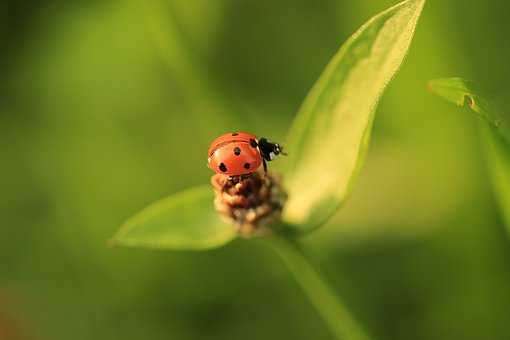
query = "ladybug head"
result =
(258, 138, 287, 161)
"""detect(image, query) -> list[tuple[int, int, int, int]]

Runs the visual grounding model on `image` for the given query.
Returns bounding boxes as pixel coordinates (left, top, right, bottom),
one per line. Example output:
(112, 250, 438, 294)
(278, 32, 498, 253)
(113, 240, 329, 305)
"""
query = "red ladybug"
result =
(208, 132, 285, 176)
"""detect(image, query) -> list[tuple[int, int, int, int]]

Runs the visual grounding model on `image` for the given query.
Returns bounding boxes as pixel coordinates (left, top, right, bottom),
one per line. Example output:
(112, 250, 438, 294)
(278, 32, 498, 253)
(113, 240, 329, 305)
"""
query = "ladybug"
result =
(207, 132, 285, 176)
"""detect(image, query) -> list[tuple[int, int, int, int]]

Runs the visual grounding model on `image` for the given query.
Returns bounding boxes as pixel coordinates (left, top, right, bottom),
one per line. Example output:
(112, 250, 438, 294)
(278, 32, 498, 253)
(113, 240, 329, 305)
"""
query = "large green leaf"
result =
(429, 77, 510, 232)
(282, 0, 426, 230)
(111, 186, 237, 250)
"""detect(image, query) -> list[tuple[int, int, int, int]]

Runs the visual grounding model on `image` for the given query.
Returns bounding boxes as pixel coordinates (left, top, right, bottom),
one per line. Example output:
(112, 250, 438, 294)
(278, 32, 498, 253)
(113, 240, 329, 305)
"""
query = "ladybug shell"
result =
(208, 132, 258, 156)
(208, 132, 262, 176)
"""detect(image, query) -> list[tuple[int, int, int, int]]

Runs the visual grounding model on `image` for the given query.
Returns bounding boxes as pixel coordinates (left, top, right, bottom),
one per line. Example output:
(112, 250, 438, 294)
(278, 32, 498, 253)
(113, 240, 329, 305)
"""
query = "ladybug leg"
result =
(262, 158, 267, 175)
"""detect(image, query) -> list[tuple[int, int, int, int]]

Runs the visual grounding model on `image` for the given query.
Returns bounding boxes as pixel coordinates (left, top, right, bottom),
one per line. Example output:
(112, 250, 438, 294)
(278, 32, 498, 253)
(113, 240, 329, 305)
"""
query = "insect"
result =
(208, 132, 285, 176)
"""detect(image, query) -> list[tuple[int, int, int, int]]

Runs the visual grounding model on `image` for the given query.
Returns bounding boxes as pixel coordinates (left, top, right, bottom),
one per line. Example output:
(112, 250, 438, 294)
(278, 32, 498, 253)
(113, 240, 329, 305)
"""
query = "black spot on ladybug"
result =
(219, 163, 227, 172)
(233, 147, 241, 156)
(250, 139, 258, 148)
(232, 132, 239, 136)
(244, 163, 251, 169)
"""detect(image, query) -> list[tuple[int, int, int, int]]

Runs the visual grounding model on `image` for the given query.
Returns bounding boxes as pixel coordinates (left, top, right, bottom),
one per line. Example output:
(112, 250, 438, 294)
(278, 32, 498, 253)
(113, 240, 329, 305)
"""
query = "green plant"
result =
(429, 77, 510, 234)
(111, 1, 426, 339)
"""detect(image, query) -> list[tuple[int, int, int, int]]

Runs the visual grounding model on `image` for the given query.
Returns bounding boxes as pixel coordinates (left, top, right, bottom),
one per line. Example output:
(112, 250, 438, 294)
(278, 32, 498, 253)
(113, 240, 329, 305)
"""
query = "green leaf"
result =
(482, 125, 510, 231)
(428, 77, 510, 143)
(111, 186, 237, 250)
(281, 0, 426, 230)
(429, 77, 510, 233)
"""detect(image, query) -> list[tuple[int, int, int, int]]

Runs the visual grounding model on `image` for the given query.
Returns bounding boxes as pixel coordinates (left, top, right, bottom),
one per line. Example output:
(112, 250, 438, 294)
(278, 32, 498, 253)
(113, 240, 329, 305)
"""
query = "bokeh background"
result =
(2, 0, 510, 339)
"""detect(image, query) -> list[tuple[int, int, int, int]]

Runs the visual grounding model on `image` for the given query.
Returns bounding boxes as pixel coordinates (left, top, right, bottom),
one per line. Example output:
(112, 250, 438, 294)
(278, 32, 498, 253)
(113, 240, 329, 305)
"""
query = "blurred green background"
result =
(2, 0, 510, 339)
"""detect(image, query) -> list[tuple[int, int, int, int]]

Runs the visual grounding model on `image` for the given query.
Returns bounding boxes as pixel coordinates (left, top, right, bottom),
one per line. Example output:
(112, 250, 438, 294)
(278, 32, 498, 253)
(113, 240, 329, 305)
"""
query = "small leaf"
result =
(111, 186, 237, 250)
(428, 77, 510, 143)
(429, 77, 510, 233)
(281, 0, 426, 230)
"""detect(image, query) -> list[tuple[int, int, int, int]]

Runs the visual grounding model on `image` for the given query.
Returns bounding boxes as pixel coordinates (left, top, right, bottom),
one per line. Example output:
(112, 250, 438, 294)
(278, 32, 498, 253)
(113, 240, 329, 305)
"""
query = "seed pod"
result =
(211, 171, 287, 237)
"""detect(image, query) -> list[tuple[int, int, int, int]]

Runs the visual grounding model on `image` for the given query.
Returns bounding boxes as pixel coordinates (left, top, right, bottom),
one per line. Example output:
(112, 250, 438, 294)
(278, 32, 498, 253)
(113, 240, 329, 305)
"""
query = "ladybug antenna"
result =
(275, 143, 287, 156)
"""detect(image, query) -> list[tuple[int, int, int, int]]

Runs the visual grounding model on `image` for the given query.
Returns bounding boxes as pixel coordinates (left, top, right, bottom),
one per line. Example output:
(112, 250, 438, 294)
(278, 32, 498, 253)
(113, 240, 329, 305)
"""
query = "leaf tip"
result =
(426, 78, 445, 94)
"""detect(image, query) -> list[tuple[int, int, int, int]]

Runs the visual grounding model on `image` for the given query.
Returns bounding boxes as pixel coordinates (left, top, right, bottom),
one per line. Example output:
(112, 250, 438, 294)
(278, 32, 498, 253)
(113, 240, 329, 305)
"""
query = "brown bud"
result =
(211, 171, 287, 237)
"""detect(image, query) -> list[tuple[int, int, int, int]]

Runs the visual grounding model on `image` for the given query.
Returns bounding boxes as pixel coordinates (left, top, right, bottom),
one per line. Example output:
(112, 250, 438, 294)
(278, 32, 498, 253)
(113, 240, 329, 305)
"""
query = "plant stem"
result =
(267, 234, 372, 340)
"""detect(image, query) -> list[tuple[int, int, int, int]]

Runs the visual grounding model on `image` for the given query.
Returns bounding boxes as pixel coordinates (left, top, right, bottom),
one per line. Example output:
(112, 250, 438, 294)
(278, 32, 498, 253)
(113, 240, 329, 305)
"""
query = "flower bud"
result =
(211, 171, 287, 237)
